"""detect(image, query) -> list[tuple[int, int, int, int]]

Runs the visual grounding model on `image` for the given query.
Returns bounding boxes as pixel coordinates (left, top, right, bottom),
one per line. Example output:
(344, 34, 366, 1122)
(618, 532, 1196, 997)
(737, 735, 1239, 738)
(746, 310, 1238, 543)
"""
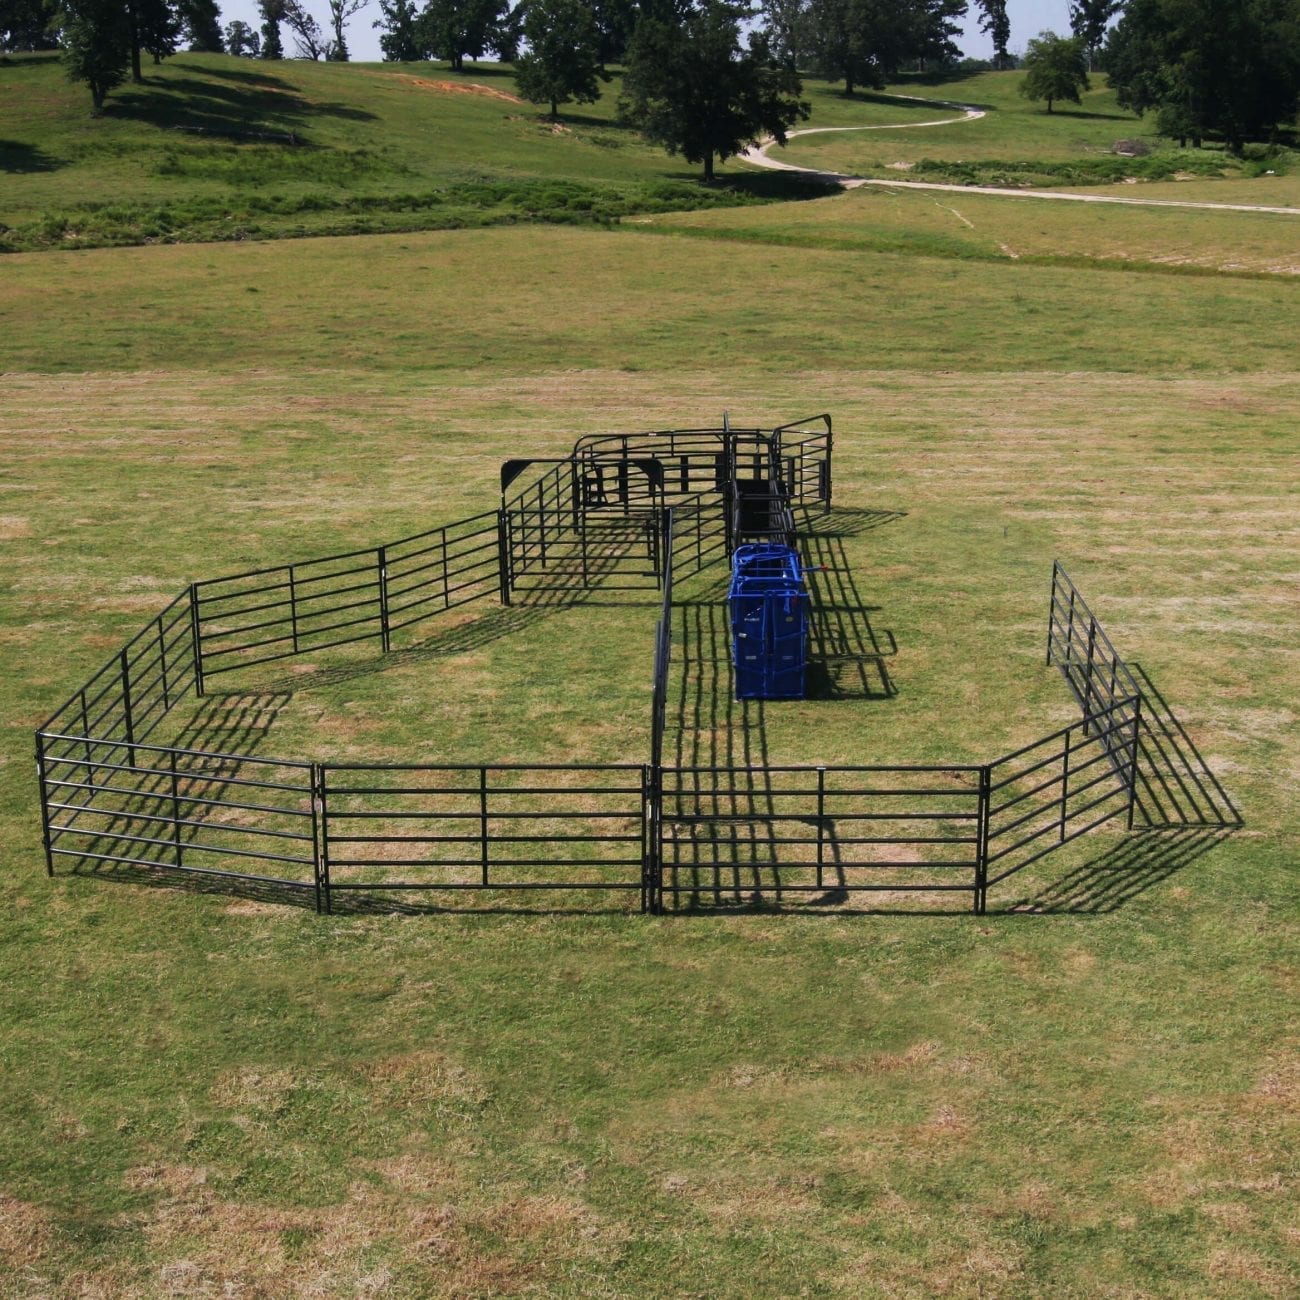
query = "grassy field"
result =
(3, 54, 1294, 253)
(1, 50, 1298, 1300)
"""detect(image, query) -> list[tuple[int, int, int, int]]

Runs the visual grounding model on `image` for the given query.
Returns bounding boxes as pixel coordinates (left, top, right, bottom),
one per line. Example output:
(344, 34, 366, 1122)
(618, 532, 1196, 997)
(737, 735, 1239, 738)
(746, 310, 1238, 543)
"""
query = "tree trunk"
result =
(1047, 98, 1054, 113)
(91, 82, 106, 115)
(129, 6, 142, 82)
(550, 97, 558, 120)
(703, 152, 714, 182)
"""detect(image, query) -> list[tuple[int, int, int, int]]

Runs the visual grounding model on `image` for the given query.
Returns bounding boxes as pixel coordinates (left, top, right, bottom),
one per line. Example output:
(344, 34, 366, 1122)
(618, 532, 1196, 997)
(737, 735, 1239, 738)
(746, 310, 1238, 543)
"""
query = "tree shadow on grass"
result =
(106, 73, 376, 142)
(0, 139, 60, 173)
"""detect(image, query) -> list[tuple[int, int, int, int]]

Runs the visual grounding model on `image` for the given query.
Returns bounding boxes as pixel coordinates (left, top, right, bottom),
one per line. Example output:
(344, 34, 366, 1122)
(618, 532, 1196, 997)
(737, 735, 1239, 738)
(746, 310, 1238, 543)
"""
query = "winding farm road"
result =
(740, 98, 1300, 216)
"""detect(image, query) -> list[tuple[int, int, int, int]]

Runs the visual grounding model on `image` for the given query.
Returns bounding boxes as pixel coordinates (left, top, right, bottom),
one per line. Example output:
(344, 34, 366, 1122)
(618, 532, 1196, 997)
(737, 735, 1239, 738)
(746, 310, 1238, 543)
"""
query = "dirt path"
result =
(741, 100, 1300, 217)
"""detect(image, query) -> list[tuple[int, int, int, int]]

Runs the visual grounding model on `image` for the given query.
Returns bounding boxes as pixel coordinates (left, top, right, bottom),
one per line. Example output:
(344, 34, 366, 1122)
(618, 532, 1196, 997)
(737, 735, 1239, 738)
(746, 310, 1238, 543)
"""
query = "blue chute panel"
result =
(728, 544, 808, 700)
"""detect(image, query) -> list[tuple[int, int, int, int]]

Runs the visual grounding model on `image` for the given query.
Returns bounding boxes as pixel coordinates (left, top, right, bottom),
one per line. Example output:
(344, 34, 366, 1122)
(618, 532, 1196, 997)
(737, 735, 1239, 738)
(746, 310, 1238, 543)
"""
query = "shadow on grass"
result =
(107, 72, 376, 142)
(1001, 827, 1236, 914)
(0, 139, 60, 173)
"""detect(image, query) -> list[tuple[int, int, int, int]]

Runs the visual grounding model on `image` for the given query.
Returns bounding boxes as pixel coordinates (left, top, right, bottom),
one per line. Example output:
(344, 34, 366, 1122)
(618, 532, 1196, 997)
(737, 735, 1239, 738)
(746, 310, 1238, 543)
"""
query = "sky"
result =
(216, 1, 1077, 69)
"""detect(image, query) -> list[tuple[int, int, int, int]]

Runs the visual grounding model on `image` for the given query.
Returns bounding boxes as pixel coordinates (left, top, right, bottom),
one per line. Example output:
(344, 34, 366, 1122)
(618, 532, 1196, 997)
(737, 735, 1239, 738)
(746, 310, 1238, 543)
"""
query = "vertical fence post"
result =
(1083, 617, 1098, 730)
(310, 759, 325, 915)
(496, 510, 512, 607)
(311, 762, 326, 914)
(1127, 696, 1142, 831)
(188, 583, 206, 699)
(289, 565, 300, 654)
(35, 732, 54, 877)
(441, 527, 450, 610)
(1059, 726, 1071, 842)
(119, 648, 136, 769)
(1046, 563, 1059, 667)
(157, 614, 170, 713)
(170, 748, 184, 870)
(975, 764, 991, 915)
(377, 547, 391, 654)
(479, 766, 490, 888)
(80, 689, 96, 792)
(641, 763, 653, 914)
(816, 766, 826, 892)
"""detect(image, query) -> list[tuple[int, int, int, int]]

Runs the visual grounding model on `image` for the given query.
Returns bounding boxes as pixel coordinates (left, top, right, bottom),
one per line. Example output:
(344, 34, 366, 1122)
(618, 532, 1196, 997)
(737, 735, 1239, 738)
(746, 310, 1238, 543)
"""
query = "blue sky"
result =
(217, 1, 1078, 69)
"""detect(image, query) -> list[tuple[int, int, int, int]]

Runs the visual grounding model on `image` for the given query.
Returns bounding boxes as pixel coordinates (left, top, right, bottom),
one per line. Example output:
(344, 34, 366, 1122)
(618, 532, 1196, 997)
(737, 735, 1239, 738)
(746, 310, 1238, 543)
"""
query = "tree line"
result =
(5, 0, 1296, 160)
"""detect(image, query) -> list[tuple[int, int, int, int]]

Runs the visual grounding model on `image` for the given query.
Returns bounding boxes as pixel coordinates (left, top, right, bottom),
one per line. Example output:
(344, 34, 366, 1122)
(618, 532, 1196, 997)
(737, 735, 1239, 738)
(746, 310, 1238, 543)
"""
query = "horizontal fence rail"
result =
(318, 763, 651, 911)
(659, 764, 986, 907)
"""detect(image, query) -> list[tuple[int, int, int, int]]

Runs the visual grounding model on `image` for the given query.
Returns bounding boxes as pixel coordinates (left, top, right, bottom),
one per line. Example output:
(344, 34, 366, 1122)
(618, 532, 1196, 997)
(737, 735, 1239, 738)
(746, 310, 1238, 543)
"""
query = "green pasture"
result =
(0, 50, 1297, 1300)
(3, 54, 1293, 254)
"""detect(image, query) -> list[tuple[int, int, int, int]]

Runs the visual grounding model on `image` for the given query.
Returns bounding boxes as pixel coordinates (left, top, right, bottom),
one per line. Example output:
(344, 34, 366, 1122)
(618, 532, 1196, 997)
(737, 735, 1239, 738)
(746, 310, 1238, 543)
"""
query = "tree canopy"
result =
(1106, 0, 1300, 153)
(620, 0, 808, 180)
(1018, 29, 1089, 112)
(515, 0, 606, 119)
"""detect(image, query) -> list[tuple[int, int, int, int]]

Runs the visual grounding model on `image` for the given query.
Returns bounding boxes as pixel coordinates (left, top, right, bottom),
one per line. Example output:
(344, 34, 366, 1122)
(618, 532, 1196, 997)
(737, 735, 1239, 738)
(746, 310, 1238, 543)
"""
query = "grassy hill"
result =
(0, 43, 1298, 1300)
(2, 52, 1293, 254)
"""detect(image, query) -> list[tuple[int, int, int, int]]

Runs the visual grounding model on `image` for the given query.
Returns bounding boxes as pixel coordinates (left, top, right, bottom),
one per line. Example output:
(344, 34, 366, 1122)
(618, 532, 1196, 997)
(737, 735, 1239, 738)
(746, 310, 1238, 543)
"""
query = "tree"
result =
(326, 0, 364, 58)
(974, 0, 1009, 68)
(1107, 0, 1300, 154)
(758, 0, 807, 69)
(177, 0, 224, 49)
(225, 15, 259, 50)
(259, 0, 284, 55)
(374, 0, 422, 58)
(805, 0, 916, 96)
(1018, 29, 1088, 112)
(282, 0, 330, 55)
(620, 0, 809, 181)
(134, 0, 181, 70)
(420, 0, 514, 70)
(1068, 0, 1120, 70)
(2, 0, 61, 50)
(60, 0, 130, 112)
(912, 0, 964, 71)
(589, 0, 638, 66)
(515, 0, 605, 118)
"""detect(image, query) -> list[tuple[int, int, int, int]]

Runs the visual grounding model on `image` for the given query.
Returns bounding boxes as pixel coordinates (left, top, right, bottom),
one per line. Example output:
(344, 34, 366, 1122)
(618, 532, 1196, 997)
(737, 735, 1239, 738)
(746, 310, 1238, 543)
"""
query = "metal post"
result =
(315, 759, 332, 915)
(311, 763, 326, 914)
(816, 766, 826, 891)
(441, 528, 450, 609)
(496, 510, 512, 607)
(170, 748, 184, 870)
(377, 547, 391, 654)
(1127, 696, 1142, 831)
(1046, 563, 1059, 666)
(289, 565, 300, 654)
(35, 732, 54, 877)
(120, 648, 136, 769)
(479, 766, 490, 888)
(1083, 617, 1098, 729)
(975, 765, 991, 915)
(188, 583, 206, 699)
(80, 689, 96, 792)
(1059, 727, 1071, 842)
(157, 614, 170, 713)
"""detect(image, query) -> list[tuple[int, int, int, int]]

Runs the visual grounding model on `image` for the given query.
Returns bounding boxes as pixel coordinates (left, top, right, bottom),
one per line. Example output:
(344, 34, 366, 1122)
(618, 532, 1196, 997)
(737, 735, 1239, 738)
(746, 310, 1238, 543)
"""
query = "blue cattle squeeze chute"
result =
(728, 543, 809, 700)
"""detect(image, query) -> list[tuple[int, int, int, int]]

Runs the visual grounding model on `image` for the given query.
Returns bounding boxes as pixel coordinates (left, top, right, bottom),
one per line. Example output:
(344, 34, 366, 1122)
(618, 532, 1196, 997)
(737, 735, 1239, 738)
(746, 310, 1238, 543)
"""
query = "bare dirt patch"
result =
(385, 74, 522, 105)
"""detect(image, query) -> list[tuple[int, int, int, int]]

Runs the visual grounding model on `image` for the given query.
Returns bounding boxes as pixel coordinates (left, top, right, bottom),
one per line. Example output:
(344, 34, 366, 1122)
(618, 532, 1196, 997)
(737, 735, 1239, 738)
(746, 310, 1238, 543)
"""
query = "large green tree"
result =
(620, 0, 808, 180)
(1106, 0, 1300, 153)
(1068, 0, 1120, 70)
(2, 0, 61, 49)
(177, 0, 223, 49)
(129, 0, 180, 78)
(515, 0, 605, 119)
(420, 0, 513, 69)
(1018, 29, 1089, 112)
(258, 0, 284, 56)
(374, 0, 422, 58)
(805, 0, 916, 95)
(60, 0, 130, 111)
(976, 0, 1009, 68)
